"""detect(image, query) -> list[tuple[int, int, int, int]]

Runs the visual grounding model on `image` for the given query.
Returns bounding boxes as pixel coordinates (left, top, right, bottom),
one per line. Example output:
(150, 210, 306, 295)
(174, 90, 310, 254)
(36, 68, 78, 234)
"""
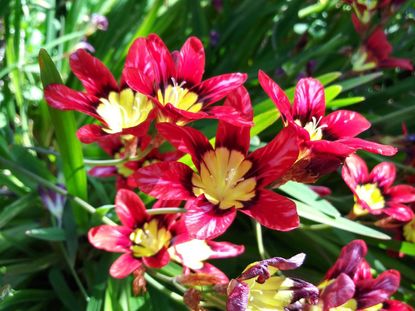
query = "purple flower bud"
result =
(212, 0, 223, 12)
(39, 185, 66, 226)
(75, 40, 96, 53)
(210, 30, 220, 47)
(91, 13, 109, 31)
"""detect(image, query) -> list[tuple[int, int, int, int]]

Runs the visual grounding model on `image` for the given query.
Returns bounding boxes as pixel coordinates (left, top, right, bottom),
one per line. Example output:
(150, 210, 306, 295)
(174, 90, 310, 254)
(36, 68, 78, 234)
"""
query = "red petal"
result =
(146, 34, 176, 85)
(194, 73, 247, 105)
(293, 78, 325, 123)
(97, 135, 123, 155)
(321, 273, 356, 309)
(157, 123, 212, 169)
(258, 70, 292, 122)
(88, 225, 131, 252)
(336, 137, 397, 156)
(248, 125, 299, 187)
(325, 239, 367, 280)
(131, 161, 194, 200)
(142, 247, 171, 268)
(196, 263, 229, 284)
(115, 189, 148, 228)
(44, 84, 100, 119)
(76, 124, 107, 144)
(176, 36, 205, 86)
(342, 154, 370, 190)
(380, 57, 413, 71)
(69, 49, 118, 97)
(309, 140, 355, 157)
(184, 198, 236, 239)
(383, 203, 414, 222)
(208, 105, 253, 127)
(123, 68, 155, 95)
(366, 28, 392, 61)
(226, 279, 249, 311)
(206, 241, 245, 259)
(109, 253, 142, 279)
(356, 270, 400, 309)
(387, 185, 415, 203)
(383, 300, 415, 311)
(241, 190, 299, 231)
(369, 161, 396, 189)
(321, 110, 371, 139)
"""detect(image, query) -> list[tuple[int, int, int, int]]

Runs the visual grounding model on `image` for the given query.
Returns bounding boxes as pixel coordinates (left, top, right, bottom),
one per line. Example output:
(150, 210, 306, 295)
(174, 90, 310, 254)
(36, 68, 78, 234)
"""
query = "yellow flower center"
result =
(353, 183, 385, 215)
(295, 116, 327, 141)
(96, 89, 153, 134)
(156, 79, 203, 123)
(129, 219, 172, 258)
(168, 240, 214, 270)
(243, 276, 295, 310)
(192, 147, 257, 210)
(403, 218, 415, 243)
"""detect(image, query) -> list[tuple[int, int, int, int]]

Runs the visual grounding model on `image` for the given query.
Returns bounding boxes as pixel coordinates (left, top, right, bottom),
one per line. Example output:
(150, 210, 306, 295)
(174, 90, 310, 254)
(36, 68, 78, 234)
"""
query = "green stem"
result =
(300, 223, 331, 230)
(144, 273, 184, 303)
(254, 221, 270, 260)
(0, 156, 116, 226)
(146, 208, 187, 215)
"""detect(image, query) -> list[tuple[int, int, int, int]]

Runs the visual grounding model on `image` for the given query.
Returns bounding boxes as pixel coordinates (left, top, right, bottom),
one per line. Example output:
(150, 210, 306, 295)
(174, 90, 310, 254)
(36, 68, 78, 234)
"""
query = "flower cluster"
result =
(43, 33, 411, 308)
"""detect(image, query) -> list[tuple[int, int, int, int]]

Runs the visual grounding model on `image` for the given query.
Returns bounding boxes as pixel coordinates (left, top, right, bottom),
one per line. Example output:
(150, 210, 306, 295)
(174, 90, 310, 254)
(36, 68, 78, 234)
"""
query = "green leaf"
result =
(49, 268, 82, 310)
(296, 201, 391, 240)
(38, 49, 88, 226)
(338, 72, 383, 92)
(325, 85, 343, 103)
(326, 96, 365, 108)
(0, 193, 35, 229)
(25, 227, 66, 241)
(280, 181, 340, 217)
(317, 72, 342, 86)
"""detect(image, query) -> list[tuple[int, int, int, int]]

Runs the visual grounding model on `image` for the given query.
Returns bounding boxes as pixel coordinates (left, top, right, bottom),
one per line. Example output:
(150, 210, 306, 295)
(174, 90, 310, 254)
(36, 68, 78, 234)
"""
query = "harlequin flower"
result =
(88, 189, 186, 278)
(44, 49, 153, 144)
(310, 240, 401, 310)
(258, 71, 397, 184)
(226, 254, 319, 311)
(342, 154, 415, 222)
(131, 87, 300, 239)
(352, 27, 413, 71)
(123, 34, 249, 126)
(169, 239, 244, 284)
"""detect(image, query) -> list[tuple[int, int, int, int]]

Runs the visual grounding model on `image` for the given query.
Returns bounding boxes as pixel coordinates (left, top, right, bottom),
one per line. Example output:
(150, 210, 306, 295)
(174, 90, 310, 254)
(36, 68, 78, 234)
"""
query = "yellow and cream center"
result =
(192, 147, 256, 210)
(129, 219, 172, 258)
(96, 89, 153, 134)
(295, 116, 327, 141)
(403, 218, 415, 243)
(157, 79, 203, 113)
(354, 183, 385, 213)
(168, 240, 214, 270)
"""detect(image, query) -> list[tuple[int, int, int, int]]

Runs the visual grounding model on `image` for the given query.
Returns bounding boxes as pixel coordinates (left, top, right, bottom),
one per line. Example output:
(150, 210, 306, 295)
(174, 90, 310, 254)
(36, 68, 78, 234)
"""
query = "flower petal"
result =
(325, 239, 367, 280)
(380, 57, 413, 71)
(208, 105, 253, 127)
(206, 241, 245, 259)
(194, 73, 247, 106)
(76, 124, 107, 144)
(115, 189, 148, 228)
(342, 154, 370, 190)
(248, 125, 299, 187)
(321, 110, 371, 139)
(387, 185, 415, 203)
(226, 279, 249, 311)
(356, 270, 400, 309)
(383, 203, 414, 222)
(241, 190, 299, 231)
(123, 68, 155, 95)
(146, 33, 176, 85)
(309, 140, 355, 157)
(69, 49, 118, 97)
(321, 273, 356, 309)
(130, 161, 194, 200)
(157, 123, 213, 169)
(383, 300, 415, 311)
(292, 78, 325, 123)
(142, 247, 171, 268)
(176, 36, 205, 86)
(44, 84, 100, 119)
(336, 137, 397, 156)
(369, 162, 396, 189)
(88, 225, 131, 252)
(258, 70, 292, 122)
(196, 263, 229, 284)
(184, 198, 236, 239)
(109, 253, 142, 279)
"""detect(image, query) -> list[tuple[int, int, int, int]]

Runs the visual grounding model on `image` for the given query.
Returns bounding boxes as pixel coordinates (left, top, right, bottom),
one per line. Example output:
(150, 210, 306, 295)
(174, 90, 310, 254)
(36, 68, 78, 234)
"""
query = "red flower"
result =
(258, 70, 397, 184)
(353, 27, 413, 71)
(226, 254, 319, 311)
(44, 49, 154, 144)
(383, 299, 415, 311)
(315, 240, 401, 310)
(342, 154, 415, 222)
(169, 239, 244, 284)
(123, 34, 249, 126)
(88, 189, 185, 278)
(130, 87, 300, 239)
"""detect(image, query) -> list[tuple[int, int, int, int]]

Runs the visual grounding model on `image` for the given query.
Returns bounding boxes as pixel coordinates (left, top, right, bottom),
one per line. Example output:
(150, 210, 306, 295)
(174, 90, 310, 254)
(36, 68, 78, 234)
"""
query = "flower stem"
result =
(254, 221, 270, 260)
(146, 208, 187, 215)
(300, 223, 331, 230)
(0, 156, 117, 226)
(144, 273, 184, 303)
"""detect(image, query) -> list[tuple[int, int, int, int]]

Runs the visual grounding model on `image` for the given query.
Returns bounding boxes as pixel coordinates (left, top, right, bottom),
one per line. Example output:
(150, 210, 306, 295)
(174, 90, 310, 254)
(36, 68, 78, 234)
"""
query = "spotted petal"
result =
(321, 110, 371, 139)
